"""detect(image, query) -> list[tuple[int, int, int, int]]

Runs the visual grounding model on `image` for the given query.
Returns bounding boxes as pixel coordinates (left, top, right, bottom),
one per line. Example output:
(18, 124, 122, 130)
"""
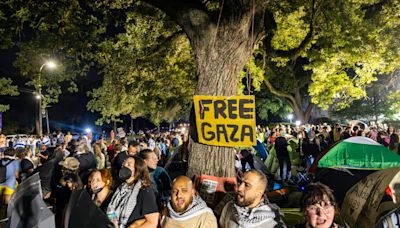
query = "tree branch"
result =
(142, 0, 212, 41)
(304, 102, 315, 120)
(145, 30, 185, 59)
(294, 89, 302, 108)
(263, 73, 296, 106)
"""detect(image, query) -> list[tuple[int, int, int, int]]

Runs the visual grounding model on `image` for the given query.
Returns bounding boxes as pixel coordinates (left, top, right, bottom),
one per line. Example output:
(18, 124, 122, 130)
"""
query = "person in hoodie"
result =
(161, 175, 217, 228)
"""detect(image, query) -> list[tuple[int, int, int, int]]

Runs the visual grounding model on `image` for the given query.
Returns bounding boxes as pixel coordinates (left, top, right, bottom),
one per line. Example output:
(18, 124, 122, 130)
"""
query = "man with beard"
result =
(219, 170, 286, 228)
(161, 176, 217, 228)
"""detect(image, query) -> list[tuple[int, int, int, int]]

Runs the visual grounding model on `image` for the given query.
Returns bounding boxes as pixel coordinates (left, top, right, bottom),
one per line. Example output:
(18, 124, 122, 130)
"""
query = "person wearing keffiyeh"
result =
(161, 176, 217, 228)
(107, 156, 159, 228)
(219, 170, 286, 228)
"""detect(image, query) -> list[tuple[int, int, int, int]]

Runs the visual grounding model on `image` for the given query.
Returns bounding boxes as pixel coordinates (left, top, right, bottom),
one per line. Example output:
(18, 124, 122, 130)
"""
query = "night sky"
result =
(0, 48, 158, 135)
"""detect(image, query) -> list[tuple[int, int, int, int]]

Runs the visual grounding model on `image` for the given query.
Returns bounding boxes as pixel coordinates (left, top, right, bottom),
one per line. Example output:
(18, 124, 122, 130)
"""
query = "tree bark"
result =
(287, 98, 314, 124)
(187, 20, 254, 178)
(143, 0, 266, 178)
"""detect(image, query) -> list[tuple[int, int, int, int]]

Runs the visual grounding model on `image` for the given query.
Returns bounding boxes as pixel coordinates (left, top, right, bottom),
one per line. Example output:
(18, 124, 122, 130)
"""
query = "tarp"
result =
(64, 189, 113, 228)
(253, 156, 268, 174)
(317, 137, 400, 169)
(341, 167, 400, 227)
(253, 139, 268, 160)
(7, 173, 55, 228)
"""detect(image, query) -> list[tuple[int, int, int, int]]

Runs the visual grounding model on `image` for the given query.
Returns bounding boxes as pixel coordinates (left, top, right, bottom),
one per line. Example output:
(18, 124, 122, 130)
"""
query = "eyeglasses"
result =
(306, 203, 334, 215)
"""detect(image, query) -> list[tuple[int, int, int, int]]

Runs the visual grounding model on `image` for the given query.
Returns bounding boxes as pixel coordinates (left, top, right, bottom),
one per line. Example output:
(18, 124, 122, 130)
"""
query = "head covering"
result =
(59, 157, 80, 171)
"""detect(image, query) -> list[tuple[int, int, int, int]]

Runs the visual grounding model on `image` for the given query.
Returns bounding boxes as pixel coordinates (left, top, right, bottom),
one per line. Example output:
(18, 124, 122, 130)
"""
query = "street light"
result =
(287, 114, 294, 123)
(37, 60, 57, 138)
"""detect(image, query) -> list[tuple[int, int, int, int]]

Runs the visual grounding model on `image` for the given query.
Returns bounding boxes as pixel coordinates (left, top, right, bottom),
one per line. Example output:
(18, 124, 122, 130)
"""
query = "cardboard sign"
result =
(341, 168, 400, 227)
(193, 95, 256, 147)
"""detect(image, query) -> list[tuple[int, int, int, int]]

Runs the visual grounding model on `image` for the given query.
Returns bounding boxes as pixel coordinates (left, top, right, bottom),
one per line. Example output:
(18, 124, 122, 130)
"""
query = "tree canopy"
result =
(2, 0, 400, 177)
(87, 4, 196, 125)
(0, 78, 19, 112)
(254, 0, 400, 122)
(331, 73, 400, 121)
(3, 0, 399, 124)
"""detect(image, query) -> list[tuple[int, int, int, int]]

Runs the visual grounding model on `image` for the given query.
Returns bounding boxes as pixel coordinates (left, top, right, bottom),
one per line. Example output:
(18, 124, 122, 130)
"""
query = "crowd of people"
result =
(0, 122, 399, 227)
(241, 123, 400, 184)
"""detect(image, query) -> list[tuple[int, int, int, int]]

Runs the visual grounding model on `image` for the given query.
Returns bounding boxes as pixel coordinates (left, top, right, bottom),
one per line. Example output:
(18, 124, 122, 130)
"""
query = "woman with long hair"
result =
(139, 149, 171, 208)
(107, 156, 159, 228)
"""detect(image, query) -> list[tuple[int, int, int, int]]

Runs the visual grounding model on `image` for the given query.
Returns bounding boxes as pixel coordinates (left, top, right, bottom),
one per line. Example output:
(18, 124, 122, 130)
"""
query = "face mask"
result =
(90, 187, 104, 195)
(119, 166, 132, 181)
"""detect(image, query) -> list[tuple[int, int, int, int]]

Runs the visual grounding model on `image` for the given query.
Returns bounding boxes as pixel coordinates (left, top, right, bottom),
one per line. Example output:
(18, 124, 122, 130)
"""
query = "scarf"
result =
(107, 180, 142, 228)
(167, 194, 213, 221)
(232, 199, 279, 227)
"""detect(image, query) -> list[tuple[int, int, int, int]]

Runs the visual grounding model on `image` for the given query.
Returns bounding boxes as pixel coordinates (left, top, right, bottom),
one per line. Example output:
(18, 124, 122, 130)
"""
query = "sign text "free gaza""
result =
(193, 96, 256, 147)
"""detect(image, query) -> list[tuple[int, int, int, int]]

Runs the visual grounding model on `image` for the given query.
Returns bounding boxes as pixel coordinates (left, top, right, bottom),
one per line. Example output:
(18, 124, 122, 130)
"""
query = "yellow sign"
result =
(193, 95, 256, 147)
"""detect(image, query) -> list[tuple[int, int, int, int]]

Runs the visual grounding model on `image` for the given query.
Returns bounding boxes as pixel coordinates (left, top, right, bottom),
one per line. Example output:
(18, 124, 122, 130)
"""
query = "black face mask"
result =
(119, 166, 132, 181)
(90, 187, 104, 195)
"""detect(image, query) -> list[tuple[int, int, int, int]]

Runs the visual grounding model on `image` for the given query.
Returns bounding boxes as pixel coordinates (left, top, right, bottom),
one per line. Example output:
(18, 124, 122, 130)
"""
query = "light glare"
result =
(46, 61, 56, 68)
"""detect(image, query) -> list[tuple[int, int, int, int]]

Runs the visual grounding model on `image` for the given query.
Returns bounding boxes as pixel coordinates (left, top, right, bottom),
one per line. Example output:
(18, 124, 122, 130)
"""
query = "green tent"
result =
(318, 137, 400, 169)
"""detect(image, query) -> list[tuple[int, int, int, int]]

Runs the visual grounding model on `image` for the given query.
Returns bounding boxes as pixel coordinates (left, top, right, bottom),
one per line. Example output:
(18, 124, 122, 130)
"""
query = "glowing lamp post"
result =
(37, 61, 56, 138)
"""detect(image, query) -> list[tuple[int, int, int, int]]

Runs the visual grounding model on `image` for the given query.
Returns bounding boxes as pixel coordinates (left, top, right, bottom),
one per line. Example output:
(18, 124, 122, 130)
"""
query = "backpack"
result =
(0, 159, 13, 183)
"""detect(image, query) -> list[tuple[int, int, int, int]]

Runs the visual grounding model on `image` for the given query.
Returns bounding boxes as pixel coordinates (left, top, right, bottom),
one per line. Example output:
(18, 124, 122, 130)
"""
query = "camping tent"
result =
(314, 168, 375, 205)
(315, 137, 400, 170)
(264, 138, 301, 175)
(312, 137, 400, 204)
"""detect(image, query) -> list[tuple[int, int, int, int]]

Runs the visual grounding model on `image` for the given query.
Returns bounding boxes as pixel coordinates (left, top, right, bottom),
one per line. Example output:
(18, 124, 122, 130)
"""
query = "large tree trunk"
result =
(289, 99, 314, 124)
(187, 22, 253, 178)
(143, 0, 266, 178)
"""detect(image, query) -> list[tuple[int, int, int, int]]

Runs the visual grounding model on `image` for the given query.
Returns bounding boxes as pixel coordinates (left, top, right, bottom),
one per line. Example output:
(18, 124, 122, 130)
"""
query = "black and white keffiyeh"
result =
(167, 194, 213, 221)
(233, 199, 278, 226)
(107, 180, 142, 228)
